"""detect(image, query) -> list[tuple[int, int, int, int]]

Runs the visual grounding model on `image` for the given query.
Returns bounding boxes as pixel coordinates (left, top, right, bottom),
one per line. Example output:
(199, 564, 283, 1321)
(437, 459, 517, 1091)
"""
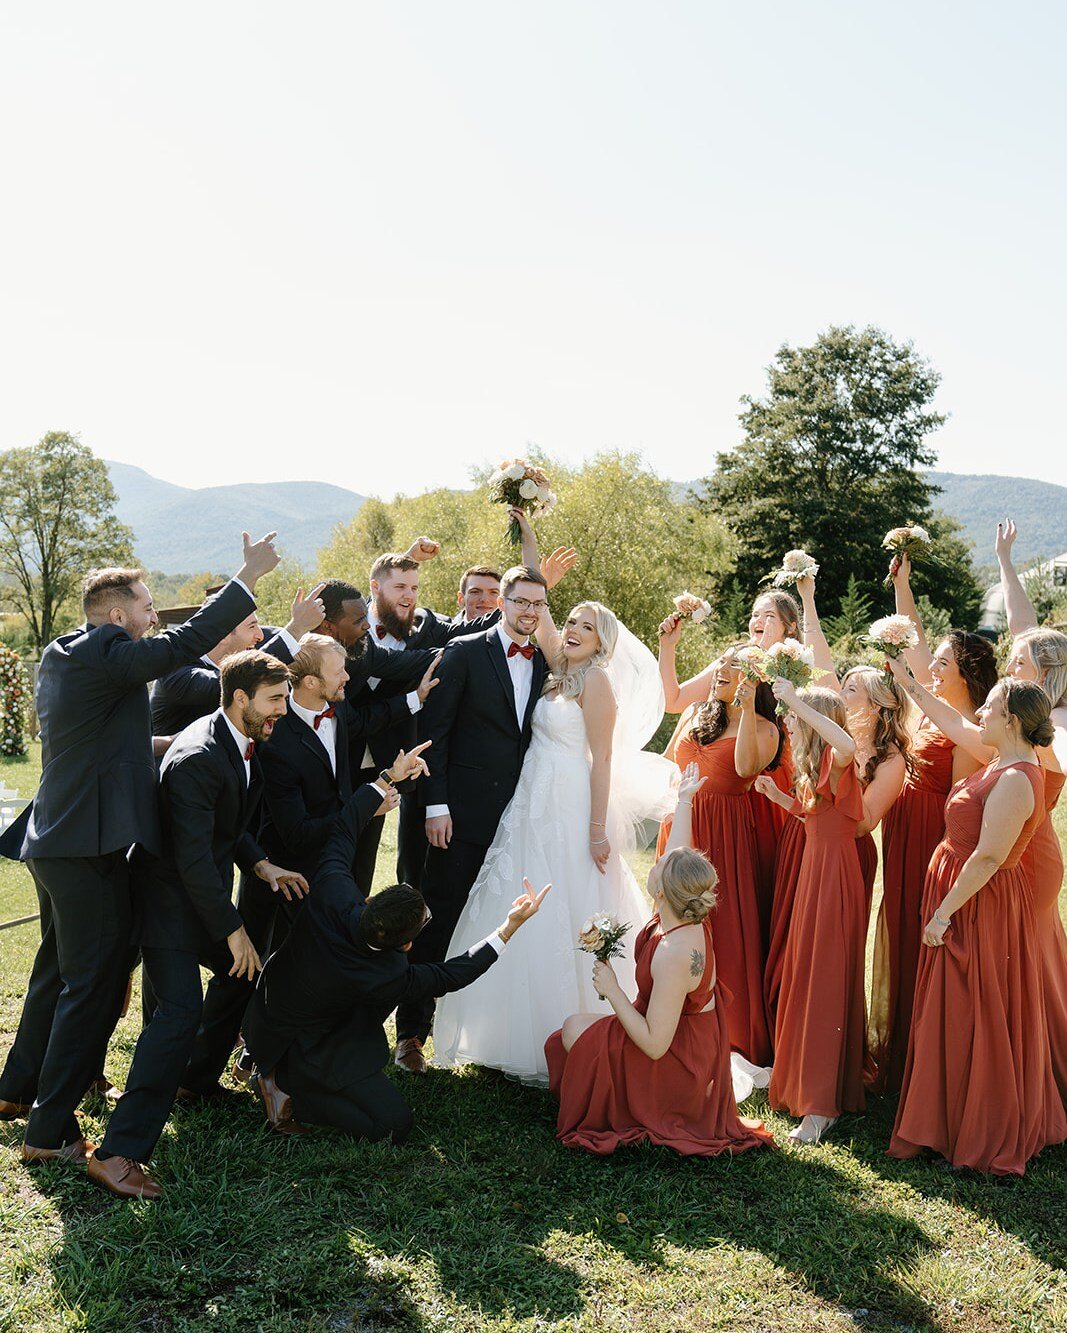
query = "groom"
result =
(393, 565, 549, 1073)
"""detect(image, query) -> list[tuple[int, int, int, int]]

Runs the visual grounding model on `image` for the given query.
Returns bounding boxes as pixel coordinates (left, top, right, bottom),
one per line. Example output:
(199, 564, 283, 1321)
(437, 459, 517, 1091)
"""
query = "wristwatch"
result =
(378, 768, 396, 788)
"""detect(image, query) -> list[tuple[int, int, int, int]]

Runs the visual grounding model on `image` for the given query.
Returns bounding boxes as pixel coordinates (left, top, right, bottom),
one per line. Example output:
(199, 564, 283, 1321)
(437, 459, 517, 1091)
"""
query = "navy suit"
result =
(99, 711, 267, 1163)
(244, 786, 500, 1141)
(0, 579, 255, 1148)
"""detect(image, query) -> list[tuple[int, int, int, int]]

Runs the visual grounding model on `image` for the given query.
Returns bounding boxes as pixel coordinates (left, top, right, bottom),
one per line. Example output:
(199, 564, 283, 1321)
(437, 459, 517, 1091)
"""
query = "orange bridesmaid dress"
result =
(868, 721, 955, 1096)
(1024, 768, 1066, 1104)
(889, 761, 1065, 1175)
(545, 918, 774, 1157)
(769, 749, 869, 1119)
(763, 812, 805, 1033)
(657, 733, 771, 1065)
(747, 741, 792, 948)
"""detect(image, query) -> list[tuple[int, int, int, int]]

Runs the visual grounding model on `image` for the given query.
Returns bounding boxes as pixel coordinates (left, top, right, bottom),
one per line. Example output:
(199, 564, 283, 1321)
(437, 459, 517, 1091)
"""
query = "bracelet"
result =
(933, 912, 950, 927)
(589, 820, 606, 827)
(591, 838, 609, 845)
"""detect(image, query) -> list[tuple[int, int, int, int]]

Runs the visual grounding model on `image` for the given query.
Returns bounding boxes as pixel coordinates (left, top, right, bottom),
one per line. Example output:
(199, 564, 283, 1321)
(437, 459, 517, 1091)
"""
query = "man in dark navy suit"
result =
(87, 649, 306, 1199)
(0, 532, 280, 1166)
(451, 565, 501, 626)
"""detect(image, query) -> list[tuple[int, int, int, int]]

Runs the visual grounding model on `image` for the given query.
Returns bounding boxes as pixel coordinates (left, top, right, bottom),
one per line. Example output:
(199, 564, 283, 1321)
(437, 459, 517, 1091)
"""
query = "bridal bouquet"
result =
(863, 614, 920, 666)
(672, 591, 712, 625)
(487, 458, 557, 544)
(882, 523, 932, 586)
(578, 914, 630, 1000)
(737, 639, 816, 715)
(762, 548, 819, 589)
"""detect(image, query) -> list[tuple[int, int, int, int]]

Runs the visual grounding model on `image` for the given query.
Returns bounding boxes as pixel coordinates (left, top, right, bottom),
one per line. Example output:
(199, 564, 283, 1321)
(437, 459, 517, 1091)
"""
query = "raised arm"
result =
(886, 656, 993, 764)
(891, 553, 934, 682)
(773, 679, 856, 767)
(582, 668, 617, 874)
(733, 673, 780, 779)
(662, 762, 706, 854)
(532, 604, 563, 665)
(657, 613, 714, 712)
(995, 520, 1039, 635)
(796, 574, 839, 687)
(922, 769, 1035, 946)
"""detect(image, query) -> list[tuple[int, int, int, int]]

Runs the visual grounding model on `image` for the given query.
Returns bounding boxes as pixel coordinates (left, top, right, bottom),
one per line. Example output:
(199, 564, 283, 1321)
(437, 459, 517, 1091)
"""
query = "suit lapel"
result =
(486, 632, 520, 732)
(296, 716, 334, 775)
(215, 714, 255, 822)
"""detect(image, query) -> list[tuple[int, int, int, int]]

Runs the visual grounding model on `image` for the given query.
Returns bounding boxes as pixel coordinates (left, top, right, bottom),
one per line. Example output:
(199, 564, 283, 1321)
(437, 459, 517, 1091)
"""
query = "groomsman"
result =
(394, 566, 548, 1073)
(453, 566, 501, 626)
(243, 763, 548, 1143)
(87, 650, 306, 1199)
(150, 585, 326, 740)
(0, 533, 280, 1165)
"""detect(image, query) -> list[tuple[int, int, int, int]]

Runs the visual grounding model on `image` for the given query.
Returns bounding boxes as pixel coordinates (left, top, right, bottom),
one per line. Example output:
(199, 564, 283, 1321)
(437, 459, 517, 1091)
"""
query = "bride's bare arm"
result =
(532, 603, 562, 665)
(582, 667, 616, 875)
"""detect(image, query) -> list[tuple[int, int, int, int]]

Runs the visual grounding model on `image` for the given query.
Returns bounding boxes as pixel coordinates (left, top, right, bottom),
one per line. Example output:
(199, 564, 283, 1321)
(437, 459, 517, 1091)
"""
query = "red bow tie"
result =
(508, 641, 535, 660)
(314, 705, 335, 730)
(244, 742, 255, 761)
(375, 624, 389, 640)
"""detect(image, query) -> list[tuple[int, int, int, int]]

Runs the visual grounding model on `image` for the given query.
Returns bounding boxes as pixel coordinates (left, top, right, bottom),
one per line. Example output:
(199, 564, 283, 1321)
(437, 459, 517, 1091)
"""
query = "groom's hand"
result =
(426, 813, 452, 848)
(498, 878, 551, 941)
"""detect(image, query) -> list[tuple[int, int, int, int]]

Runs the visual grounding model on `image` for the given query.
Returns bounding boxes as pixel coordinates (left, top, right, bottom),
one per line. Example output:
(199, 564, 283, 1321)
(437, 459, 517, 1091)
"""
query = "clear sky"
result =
(1, 2, 1063, 495)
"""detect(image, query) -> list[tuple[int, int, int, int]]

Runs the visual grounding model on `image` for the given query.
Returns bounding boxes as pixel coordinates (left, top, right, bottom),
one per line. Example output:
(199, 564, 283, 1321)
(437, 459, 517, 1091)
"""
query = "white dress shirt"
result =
(219, 709, 253, 786)
(289, 696, 337, 775)
(425, 622, 534, 820)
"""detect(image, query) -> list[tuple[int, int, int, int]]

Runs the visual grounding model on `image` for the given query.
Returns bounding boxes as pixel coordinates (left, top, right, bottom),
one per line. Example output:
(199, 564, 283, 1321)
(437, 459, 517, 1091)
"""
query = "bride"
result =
(432, 598, 676, 1085)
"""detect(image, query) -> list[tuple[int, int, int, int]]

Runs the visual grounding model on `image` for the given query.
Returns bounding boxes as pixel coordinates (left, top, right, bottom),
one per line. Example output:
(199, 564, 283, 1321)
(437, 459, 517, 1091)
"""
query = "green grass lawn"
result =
(1, 743, 1065, 1331)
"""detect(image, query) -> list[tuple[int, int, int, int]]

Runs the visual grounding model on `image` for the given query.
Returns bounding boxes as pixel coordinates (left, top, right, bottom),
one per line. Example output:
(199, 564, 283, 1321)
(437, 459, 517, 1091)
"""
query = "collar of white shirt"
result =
(218, 709, 252, 773)
(289, 696, 331, 731)
(368, 605, 426, 645)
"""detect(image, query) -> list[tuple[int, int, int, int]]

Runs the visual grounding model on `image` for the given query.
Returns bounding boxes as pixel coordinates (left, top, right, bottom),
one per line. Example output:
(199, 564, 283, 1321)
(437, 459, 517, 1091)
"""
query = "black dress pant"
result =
(0, 853, 132, 1148)
(101, 942, 252, 1163)
(395, 838, 489, 1044)
(396, 791, 428, 894)
(278, 1048, 412, 1144)
(353, 766, 385, 895)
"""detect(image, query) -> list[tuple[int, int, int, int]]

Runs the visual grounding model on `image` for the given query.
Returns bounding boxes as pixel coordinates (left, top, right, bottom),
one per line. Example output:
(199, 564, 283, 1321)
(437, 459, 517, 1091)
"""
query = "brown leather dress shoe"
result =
(88, 1153, 162, 1200)
(21, 1139, 95, 1167)
(0, 1099, 31, 1120)
(86, 1077, 124, 1104)
(252, 1070, 310, 1135)
(394, 1037, 427, 1075)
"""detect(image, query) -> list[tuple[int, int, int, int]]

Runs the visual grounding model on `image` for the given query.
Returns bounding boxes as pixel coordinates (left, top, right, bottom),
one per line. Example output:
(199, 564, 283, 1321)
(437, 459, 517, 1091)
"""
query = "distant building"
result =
(980, 552, 1067, 633)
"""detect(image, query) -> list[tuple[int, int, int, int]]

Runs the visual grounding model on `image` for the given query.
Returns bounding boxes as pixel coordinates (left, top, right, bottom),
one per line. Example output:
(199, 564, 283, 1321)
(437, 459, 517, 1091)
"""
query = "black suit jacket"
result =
(258, 705, 353, 885)
(243, 787, 499, 1085)
(3, 579, 255, 862)
(133, 711, 266, 953)
(420, 629, 545, 846)
(150, 628, 295, 737)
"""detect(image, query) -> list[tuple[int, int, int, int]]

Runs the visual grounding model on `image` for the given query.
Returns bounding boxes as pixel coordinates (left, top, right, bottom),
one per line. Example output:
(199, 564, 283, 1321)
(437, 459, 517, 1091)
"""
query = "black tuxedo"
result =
(150, 626, 295, 738)
(99, 711, 267, 1164)
(0, 579, 255, 1149)
(396, 627, 544, 1044)
(244, 786, 501, 1141)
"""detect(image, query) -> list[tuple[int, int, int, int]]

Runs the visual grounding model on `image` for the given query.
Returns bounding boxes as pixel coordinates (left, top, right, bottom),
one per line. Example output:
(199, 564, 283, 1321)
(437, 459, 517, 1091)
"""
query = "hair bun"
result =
(1027, 718, 1056, 748)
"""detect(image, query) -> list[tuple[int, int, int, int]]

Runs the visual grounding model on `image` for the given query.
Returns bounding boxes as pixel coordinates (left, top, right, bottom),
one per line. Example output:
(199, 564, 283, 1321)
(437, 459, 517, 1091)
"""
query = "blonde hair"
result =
(546, 602, 619, 703)
(1018, 628, 1067, 710)
(658, 847, 718, 921)
(841, 665, 915, 786)
(289, 633, 346, 686)
(792, 686, 852, 809)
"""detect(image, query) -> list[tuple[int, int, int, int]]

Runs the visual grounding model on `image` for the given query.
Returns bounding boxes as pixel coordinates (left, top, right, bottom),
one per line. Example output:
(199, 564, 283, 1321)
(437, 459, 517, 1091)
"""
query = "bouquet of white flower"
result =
(882, 523, 932, 586)
(578, 914, 630, 965)
(864, 614, 920, 666)
(672, 591, 712, 625)
(763, 548, 819, 589)
(759, 639, 816, 716)
(487, 458, 557, 544)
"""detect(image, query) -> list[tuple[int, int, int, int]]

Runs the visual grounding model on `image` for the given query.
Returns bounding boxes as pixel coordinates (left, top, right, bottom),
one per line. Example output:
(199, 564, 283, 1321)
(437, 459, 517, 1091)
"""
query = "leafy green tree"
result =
(822, 573, 874, 644)
(696, 325, 983, 626)
(0, 432, 135, 649)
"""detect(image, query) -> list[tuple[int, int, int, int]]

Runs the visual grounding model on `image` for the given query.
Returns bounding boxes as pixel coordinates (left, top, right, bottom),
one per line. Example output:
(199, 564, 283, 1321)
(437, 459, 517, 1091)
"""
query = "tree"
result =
(821, 573, 874, 644)
(696, 326, 983, 626)
(0, 432, 135, 649)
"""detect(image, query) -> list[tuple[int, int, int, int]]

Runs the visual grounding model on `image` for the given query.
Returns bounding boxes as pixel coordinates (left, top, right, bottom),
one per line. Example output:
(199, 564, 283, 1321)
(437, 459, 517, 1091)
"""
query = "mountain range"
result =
(107, 460, 1066, 576)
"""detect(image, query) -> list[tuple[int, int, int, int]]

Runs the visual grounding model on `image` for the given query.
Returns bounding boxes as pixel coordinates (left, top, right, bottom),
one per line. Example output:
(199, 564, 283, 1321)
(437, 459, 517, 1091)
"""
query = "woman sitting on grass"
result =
(544, 763, 774, 1157)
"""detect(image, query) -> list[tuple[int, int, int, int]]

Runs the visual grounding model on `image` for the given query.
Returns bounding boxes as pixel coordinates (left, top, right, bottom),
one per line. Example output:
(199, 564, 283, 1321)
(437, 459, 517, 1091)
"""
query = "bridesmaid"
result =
(888, 678, 1065, 1174)
(545, 764, 774, 1158)
(659, 589, 802, 942)
(868, 553, 998, 1095)
(655, 645, 782, 1065)
(767, 681, 867, 1145)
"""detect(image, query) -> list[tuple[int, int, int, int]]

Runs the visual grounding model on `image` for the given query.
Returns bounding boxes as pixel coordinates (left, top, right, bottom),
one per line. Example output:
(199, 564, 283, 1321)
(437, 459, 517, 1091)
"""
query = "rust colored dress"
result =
(769, 750, 869, 1119)
(657, 734, 770, 1065)
(1024, 768, 1066, 1104)
(545, 918, 774, 1157)
(747, 740, 792, 948)
(763, 813, 805, 1033)
(889, 762, 1065, 1175)
(868, 721, 955, 1096)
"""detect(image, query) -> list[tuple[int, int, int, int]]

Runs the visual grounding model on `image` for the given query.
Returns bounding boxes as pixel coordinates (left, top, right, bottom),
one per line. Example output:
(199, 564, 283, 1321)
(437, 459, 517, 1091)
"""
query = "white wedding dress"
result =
(433, 629, 677, 1086)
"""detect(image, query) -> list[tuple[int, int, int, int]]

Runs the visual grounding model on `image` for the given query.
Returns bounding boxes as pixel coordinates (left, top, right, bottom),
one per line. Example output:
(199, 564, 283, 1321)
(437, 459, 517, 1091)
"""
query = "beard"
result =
(377, 598, 417, 641)
(241, 702, 275, 744)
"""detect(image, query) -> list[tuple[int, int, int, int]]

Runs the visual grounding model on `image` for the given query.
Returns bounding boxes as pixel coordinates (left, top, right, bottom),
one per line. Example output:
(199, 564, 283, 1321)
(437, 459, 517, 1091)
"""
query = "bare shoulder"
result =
(580, 665, 616, 706)
(651, 923, 706, 981)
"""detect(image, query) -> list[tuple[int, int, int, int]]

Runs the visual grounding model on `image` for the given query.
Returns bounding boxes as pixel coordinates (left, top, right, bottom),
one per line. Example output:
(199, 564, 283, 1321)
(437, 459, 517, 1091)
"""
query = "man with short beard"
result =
(87, 650, 307, 1200)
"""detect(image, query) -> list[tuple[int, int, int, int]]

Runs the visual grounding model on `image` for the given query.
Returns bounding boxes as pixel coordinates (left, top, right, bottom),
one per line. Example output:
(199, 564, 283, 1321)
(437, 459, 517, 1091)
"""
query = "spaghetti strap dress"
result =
(545, 918, 774, 1157)
(1022, 768, 1066, 1104)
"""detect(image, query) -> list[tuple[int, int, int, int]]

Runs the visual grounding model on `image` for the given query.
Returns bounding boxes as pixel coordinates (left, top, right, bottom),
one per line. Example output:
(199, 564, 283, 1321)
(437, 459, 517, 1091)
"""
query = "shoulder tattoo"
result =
(690, 948, 705, 978)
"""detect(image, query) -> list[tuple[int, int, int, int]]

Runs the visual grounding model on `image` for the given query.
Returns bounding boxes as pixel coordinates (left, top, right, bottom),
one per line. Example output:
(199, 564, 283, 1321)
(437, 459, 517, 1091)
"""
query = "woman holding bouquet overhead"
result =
(867, 552, 998, 1095)
(545, 764, 774, 1158)
(887, 677, 1065, 1174)
(767, 680, 868, 1144)
(655, 639, 782, 1066)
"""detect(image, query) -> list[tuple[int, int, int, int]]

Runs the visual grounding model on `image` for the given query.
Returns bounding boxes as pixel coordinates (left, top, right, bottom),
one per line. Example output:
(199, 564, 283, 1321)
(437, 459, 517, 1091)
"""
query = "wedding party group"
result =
(0, 474, 1064, 1200)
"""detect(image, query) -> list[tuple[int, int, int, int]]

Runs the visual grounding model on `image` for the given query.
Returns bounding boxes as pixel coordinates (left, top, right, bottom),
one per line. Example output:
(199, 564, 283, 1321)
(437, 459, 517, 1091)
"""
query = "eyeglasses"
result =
(506, 596, 548, 612)
(414, 907, 432, 937)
